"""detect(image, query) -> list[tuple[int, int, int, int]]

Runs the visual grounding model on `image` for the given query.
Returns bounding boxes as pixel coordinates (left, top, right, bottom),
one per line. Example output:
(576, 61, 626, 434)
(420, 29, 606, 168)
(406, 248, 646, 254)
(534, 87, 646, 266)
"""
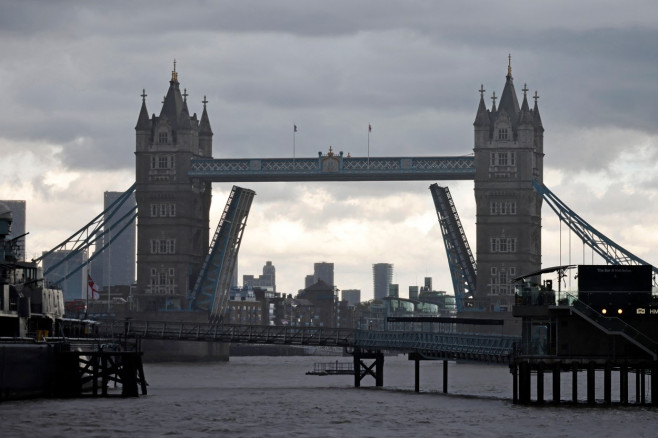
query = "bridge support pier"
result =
(511, 364, 518, 403)
(620, 363, 628, 404)
(651, 361, 658, 406)
(640, 368, 646, 404)
(414, 358, 420, 392)
(552, 362, 560, 403)
(443, 360, 448, 394)
(572, 363, 578, 403)
(518, 362, 531, 403)
(536, 362, 544, 403)
(587, 362, 596, 404)
(353, 348, 384, 388)
(604, 363, 612, 404)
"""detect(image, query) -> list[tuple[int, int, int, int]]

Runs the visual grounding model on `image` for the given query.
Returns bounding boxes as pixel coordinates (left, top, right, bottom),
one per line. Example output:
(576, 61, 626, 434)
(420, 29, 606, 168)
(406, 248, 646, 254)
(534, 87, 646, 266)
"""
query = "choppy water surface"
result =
(1, 355, 657, 437)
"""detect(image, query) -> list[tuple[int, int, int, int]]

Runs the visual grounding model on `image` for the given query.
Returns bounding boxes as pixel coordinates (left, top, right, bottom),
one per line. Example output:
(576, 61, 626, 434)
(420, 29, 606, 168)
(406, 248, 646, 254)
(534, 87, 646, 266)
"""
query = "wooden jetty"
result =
(52, 340, 147, 398)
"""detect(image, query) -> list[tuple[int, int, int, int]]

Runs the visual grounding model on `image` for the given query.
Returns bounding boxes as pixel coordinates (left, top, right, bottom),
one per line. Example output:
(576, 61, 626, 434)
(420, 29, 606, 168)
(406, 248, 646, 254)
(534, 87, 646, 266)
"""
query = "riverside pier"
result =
(510, 265, 658, 405)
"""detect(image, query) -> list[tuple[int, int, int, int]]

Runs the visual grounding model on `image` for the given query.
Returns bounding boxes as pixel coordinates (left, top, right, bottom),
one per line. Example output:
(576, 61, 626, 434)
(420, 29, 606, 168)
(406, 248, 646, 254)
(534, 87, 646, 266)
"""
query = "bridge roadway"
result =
(97, 319, 519, 364)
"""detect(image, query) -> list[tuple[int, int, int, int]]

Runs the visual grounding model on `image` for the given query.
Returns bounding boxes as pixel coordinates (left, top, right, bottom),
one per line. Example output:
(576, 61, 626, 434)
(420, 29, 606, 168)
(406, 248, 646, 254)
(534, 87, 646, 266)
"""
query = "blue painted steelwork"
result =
(189, 154, 475, 181)
(188, 186, 255, 322)
(35, 183, 137, 283)
(429, 184, 477, 311)
(533, 181, 658, 278)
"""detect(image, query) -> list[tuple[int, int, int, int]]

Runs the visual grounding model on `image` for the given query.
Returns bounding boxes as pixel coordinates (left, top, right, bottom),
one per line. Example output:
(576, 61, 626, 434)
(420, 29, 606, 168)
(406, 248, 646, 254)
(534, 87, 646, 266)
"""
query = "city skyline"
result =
(2, 2, 658, 300)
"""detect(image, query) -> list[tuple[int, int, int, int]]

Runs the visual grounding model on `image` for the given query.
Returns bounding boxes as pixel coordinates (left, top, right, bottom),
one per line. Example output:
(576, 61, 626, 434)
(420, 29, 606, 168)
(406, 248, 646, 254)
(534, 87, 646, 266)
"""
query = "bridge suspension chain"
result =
(533, 180, 657, 280)
(34, 183, 137, 285)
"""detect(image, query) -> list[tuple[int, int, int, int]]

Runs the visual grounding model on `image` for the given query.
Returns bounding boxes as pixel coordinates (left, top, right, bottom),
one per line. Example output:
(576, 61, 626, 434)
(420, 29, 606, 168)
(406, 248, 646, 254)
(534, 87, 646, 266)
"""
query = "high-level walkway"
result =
(189, 155, 475, 182)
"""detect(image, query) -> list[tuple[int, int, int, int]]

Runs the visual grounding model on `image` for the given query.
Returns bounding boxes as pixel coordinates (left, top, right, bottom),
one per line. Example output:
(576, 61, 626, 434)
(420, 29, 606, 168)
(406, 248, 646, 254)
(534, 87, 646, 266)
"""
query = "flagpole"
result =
(368, 123, 372, 169)
(293, 124, 297, 162)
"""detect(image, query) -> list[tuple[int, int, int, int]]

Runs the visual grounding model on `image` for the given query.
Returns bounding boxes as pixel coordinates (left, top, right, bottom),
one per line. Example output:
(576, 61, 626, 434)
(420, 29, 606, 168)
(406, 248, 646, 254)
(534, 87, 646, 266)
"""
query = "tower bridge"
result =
(41, 60, 655, 323)
(29, 61, 658, 405)
(131, 58, 543, 315)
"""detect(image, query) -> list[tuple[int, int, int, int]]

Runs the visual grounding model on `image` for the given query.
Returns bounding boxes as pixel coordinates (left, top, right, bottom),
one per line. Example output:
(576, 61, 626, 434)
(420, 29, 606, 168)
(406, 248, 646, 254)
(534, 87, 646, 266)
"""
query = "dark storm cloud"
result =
(1, 1, 657, 175)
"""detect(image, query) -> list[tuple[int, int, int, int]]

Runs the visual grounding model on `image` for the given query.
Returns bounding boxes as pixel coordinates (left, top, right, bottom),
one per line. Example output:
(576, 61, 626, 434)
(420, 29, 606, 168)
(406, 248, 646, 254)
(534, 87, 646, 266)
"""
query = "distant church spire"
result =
(507, 53, 512, 79)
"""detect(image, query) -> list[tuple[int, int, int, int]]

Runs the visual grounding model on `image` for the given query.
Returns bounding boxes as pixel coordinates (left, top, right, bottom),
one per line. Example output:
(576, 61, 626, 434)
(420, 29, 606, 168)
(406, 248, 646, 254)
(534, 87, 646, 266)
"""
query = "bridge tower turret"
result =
(473, 58, 544, 311)
(134, 63, 213, 311)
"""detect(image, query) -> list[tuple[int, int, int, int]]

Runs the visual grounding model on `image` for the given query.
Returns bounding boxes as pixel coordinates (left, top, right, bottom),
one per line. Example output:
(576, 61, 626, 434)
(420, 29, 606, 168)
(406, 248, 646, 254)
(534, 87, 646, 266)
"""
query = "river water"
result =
(1, 355, 657, 437)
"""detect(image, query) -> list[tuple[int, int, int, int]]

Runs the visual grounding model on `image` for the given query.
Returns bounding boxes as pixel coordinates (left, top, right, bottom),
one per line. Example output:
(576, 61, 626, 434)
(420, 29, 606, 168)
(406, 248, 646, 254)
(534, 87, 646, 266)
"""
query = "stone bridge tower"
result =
(134, 64, 213, 311)
(473, 59, 544, 311)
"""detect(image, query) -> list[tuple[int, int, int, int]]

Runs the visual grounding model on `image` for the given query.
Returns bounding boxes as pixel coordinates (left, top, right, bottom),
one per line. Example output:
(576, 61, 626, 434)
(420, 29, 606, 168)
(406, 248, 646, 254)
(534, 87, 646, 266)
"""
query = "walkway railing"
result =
(98, 320, 355, 347)
(189, 156, 475, 182)
(96, 319, 518, 363)
(567, 293, 658, 360)
(355, 330, 518, 363)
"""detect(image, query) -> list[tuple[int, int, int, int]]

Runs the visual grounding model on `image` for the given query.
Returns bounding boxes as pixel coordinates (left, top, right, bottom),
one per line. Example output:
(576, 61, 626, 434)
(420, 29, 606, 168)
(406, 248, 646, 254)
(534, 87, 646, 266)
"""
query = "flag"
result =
(368, 124, 372, 132)
(87, 274, 100, 300)
(294, 124, 297, 133)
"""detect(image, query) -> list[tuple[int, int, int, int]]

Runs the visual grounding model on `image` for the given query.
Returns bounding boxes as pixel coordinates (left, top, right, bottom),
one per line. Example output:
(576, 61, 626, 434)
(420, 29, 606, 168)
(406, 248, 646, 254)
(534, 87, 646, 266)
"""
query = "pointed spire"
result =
(199, 95, 213, 135)
(533, 90, 543, 129)
(474, 84, 490, 127)
(135, 88, 151, 130)
(499, 68, 520, 117)
(160, 67, 185, 128)
(491, 91, 497, 112)
(518, 83, 534, 126)
(179, 89, 192, 130)
(521, 83, 530, 111)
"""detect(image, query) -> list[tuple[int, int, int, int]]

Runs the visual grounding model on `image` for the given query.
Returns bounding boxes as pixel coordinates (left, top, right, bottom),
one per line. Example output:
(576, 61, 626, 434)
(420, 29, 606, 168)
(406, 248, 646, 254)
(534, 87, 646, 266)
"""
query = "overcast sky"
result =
(2, 1, 658, 299)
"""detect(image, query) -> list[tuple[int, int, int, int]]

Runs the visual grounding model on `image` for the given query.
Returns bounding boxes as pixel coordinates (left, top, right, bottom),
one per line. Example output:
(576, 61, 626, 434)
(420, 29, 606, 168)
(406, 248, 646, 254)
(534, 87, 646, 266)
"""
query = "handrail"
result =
(566, 292, 658, 360)
(94, 320, 515, 362)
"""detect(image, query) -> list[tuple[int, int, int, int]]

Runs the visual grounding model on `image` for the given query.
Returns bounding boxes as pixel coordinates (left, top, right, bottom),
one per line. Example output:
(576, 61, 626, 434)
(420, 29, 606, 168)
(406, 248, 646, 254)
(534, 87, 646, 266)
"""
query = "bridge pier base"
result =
(552, 362, 560, 403)
(651, 361, 658, 406)
(587, 362, 596, 405)
(572, 363, 578, 403)
(518, 362, 531, 403)
(443, 360, 448, 394)
(353, 348, 384, 388)
(414, 358, 420, 392)
(536, 362, 544, 403)
(620, 363, 629, 404)
(511, 364, 518, 403)
(604, 363, 612, 405)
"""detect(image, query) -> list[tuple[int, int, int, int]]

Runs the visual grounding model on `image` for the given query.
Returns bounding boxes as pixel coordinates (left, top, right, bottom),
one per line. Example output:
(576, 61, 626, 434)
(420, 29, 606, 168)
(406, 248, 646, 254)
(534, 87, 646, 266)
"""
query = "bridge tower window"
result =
(498, 128, 508, 140)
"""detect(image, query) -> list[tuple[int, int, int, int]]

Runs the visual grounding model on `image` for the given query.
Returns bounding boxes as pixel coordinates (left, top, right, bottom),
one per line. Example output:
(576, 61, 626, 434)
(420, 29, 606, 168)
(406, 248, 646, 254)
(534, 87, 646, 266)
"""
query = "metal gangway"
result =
(96, 318, 518, 363)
